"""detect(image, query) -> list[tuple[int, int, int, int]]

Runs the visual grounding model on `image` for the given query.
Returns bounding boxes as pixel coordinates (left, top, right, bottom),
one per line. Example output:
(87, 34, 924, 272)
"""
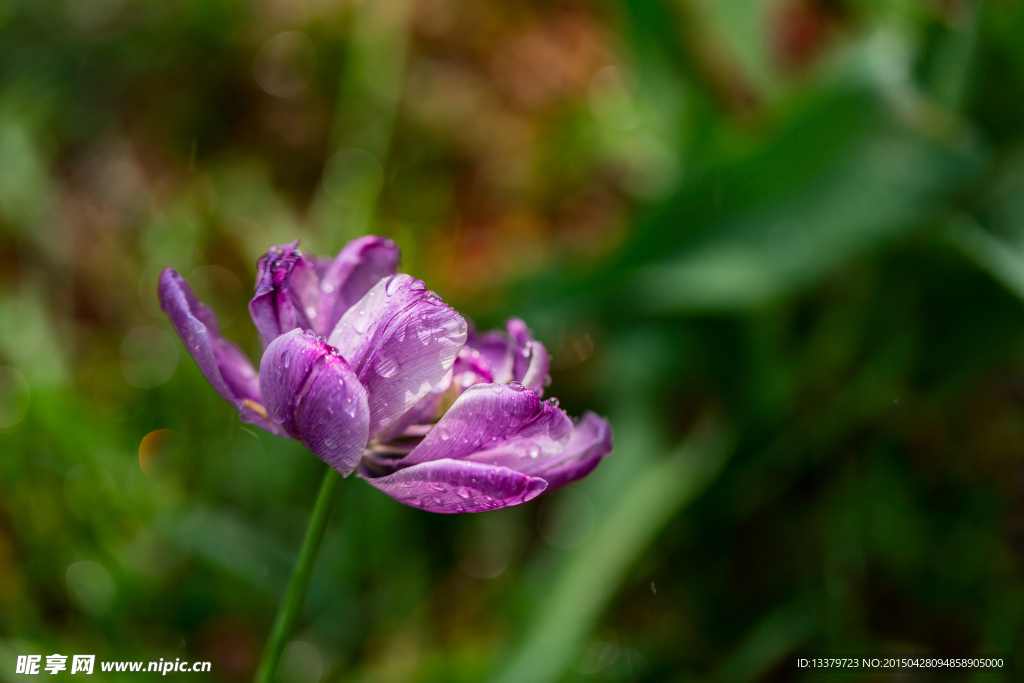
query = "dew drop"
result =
(352, 308, 371, 334)
(409, 280, 426, 292)
(375, 356, 399, 378)
(547, 397, 559, 407)
(456, 486, 471, 499)
(385, 275, 402, 296)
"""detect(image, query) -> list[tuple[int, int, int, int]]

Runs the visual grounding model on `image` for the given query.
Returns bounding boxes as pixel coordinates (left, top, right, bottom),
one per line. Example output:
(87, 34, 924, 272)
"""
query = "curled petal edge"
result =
(359, 458, 548, 514)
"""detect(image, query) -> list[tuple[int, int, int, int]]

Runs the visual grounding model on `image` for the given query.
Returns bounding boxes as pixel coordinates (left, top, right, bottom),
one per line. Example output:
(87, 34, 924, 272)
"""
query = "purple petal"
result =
(452, 346, 494, 388)
(316, 236, 400, 333)
(159, 269, 286, 436)
(376, 342, 496, 440)
(248, 241, 320, 344)
(467, 319, 550, 394)
(527, 412, 613, 490)
(360, 458, 547, 513)
(160, 269, 254, 402)
(469, 329, 515, 384)
(259, 329, 370, 475)
(507, 318, 551, 395)
(328, 274, 467, 438)
(399, 383, 572, 467)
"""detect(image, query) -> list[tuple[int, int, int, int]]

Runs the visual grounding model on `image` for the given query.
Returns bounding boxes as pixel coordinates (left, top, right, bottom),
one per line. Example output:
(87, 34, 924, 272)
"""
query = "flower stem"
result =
(254, 466, 342, 683)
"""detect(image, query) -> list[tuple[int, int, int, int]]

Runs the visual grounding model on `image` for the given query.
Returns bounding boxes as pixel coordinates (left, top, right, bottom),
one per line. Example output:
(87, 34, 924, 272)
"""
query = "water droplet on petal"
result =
(547, 397, 559, 407)
(375, 356, 399, 378)
(409, 280, 426, 292)
(385, 275, 402, 296)
(352, 308, 371, 334)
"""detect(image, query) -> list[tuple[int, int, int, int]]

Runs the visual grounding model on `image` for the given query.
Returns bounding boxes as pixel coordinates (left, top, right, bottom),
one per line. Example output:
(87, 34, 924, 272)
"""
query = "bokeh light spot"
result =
(0, 366, 30, 428)
(120, 327, 177, 389)
(278, 641, 323, 683)
(458, 513, 515, 579)
(253, 32, 317, 98)
(139, 429, 178, 479)
(66, 560, 115, 616)
(322, 148, 384, 208)
(576, 640, 620, 674)
(588, 67, 641, 131)
(65, 0, 126, 31)
(537, 487, 596, 550)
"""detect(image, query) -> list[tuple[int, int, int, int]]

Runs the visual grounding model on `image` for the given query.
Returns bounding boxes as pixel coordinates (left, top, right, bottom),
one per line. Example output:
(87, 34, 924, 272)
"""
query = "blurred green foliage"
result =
(2, 0, 1024, 681)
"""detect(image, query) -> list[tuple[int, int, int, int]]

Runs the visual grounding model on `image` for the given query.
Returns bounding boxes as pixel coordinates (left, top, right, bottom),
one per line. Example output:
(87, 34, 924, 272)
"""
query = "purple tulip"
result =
(159, 237, 612, 513)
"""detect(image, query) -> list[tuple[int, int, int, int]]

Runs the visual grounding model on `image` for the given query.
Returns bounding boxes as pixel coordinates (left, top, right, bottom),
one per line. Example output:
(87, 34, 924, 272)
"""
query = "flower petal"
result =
(259, 329, 370, 475)
(328, 274, 467, 438)
(249, 241, 320, 344)
(526, 411, 612, 490)
(507, 318, 551, 395)
(160, 269, 285, 436)
(360, 458, 547, 513)
(399, 383, 572, 467)
(469, 329, 515, 384)
(159, 269, 254, 400)
(316, 236, 400, 333)
(378, 344, 497, 440)
(468, 319, 550, 394)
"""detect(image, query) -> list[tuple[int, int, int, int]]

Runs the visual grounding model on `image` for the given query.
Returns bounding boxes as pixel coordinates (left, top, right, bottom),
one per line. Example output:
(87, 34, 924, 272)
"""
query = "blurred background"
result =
(2, 0, 1024, 680)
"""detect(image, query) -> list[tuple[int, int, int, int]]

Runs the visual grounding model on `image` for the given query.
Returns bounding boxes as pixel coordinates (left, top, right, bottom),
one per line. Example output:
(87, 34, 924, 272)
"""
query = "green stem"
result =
(254, 466, 342, 683)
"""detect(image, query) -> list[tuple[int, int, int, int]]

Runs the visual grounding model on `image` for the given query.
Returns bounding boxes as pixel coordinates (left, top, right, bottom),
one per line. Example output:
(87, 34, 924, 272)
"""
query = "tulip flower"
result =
(158, 236, 613, 682)
(160, 244, 612, 511)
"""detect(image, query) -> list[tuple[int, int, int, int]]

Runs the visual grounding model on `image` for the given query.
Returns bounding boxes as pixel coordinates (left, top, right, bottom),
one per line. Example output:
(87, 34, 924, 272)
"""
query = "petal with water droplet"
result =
(159, 268, 285, 437)
(329, 275, 467, 438)
(397, 383, 572, 471)
(259, 329, 369, 475)
(359, 458, 547, 513)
